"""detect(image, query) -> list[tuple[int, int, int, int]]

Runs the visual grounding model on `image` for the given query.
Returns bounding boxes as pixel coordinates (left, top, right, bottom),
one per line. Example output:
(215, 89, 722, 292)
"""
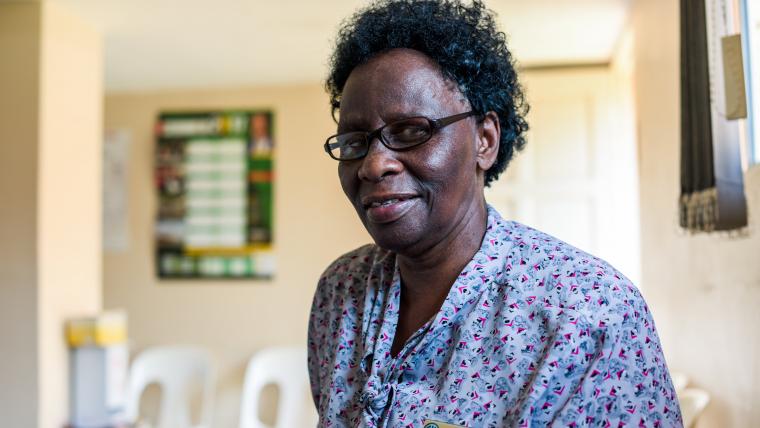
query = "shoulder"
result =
(319, 243, 387, 277)
(318, 243, 393, 285)
(313, 243, 394, 306)
(491, 214, 646, 326)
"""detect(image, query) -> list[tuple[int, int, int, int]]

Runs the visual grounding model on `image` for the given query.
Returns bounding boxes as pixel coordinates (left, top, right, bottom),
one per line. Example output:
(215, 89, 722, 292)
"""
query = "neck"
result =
(388, 196, 489, 357)
(396, 197, 488, 301)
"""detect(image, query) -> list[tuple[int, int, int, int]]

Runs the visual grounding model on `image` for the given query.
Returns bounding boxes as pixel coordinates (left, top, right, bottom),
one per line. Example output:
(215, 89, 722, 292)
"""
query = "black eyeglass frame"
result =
(323, 111, 479, 161)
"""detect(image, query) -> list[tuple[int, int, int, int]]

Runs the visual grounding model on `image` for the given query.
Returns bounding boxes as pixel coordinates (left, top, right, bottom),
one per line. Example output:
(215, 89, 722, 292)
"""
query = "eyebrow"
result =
(337, 110, 430, 133)
(336, 119, 370, 134)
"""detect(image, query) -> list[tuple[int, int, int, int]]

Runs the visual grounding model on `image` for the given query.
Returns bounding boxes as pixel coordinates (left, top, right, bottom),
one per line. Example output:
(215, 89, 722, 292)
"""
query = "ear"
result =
(476, 111, 500, 171)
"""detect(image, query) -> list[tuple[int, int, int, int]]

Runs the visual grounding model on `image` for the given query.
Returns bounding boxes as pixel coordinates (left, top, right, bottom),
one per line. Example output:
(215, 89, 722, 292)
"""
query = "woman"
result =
(308, 1, 682, 427)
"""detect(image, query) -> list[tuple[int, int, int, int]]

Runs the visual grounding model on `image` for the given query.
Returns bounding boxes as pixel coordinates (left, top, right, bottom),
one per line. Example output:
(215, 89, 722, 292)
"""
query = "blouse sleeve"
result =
(517, 293, 683, 427)
(560, 308, 681, 426)
(307, 275, 329, 410)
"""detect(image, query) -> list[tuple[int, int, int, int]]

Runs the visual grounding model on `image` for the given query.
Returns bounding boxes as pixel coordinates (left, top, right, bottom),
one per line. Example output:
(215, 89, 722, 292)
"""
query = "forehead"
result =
(339, 49, 466, 123)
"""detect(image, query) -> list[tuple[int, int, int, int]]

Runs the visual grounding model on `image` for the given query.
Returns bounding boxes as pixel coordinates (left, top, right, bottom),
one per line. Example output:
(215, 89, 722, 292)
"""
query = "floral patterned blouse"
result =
(308, 206, 682, 427)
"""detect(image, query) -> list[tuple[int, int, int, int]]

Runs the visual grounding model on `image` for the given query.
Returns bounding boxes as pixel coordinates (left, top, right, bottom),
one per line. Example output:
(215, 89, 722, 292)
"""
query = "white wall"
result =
(488, 65, 641, 285)
(633, 0, 760, 426)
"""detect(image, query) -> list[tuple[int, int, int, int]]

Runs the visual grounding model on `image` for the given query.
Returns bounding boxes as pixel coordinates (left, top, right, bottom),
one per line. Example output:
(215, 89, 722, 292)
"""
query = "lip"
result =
(361, 193, 420, 224)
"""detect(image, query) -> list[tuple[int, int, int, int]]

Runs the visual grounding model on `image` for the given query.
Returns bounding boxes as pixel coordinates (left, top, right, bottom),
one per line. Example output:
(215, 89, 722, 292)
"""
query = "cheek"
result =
(338, 162, 358, 200)
(414, 134, 475, 189)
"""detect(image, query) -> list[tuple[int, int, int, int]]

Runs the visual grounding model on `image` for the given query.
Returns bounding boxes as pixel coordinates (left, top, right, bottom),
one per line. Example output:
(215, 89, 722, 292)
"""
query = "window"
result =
(741, 0, 760, 164)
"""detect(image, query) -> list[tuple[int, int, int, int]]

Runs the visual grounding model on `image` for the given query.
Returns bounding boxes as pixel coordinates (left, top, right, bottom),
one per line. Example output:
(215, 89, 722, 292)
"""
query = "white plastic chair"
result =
(679, 388, 710, 428)
(670, 371, 689, 393)
(239, 346, 315, 428)
(125, 346, 217, 428)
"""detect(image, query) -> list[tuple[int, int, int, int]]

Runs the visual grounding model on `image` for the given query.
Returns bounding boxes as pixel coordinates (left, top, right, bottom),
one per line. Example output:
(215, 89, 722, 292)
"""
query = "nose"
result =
(357, 136, 403, 182)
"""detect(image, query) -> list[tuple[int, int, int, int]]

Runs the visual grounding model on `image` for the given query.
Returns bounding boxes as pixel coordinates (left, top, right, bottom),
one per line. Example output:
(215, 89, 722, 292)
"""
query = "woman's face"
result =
(337, 48, 496, 255)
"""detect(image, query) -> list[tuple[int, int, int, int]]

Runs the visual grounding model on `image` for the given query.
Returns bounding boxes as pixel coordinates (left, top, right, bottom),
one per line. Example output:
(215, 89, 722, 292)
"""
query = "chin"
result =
(365, 221, 424, 254)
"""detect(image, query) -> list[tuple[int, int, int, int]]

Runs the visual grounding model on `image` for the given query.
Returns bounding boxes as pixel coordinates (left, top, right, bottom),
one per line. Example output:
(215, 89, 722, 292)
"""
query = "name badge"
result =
(423, 420, 467, 428)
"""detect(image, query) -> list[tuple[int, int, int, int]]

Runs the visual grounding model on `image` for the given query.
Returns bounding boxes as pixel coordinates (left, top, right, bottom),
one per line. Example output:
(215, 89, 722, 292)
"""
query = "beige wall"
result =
(103, 84, 369, 427)
(0, 3, 102, 427)
(37, 3, 103, 427)
(633, 0, 760, 426)
(0, 4, 42, 426)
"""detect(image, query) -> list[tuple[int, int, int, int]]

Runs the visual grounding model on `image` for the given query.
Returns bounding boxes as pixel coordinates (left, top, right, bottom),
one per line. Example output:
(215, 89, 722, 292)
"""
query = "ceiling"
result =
(51, 0, 632, 92)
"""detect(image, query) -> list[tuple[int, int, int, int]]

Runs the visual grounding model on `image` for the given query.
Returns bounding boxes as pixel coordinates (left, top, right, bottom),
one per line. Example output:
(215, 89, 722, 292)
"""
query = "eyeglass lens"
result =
(327, 117, 434, 160)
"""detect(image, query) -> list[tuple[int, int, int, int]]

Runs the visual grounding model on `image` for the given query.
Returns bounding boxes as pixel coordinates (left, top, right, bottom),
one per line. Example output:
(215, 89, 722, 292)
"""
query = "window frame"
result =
(740, 0, 759, 165)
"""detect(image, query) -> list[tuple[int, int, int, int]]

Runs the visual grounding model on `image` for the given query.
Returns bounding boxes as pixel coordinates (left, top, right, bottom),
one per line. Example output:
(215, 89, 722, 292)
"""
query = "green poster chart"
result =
(155, 111, 274, 279)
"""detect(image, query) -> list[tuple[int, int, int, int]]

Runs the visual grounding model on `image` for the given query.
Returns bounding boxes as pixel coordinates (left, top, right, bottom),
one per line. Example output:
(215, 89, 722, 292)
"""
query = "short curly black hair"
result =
(326, 0, 528, 186)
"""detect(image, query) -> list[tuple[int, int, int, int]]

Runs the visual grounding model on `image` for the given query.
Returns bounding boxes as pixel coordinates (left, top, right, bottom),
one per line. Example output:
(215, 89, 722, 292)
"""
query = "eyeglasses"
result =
(324, 111, 478, 161)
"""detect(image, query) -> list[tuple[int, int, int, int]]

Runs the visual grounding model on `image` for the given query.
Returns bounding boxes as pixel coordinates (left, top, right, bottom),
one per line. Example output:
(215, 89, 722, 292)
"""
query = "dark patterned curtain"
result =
(679, 0, 748, 232)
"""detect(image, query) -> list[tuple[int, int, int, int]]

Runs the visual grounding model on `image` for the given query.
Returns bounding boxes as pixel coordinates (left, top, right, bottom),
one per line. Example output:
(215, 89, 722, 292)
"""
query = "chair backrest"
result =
(125, 346, 216, 428)
(239, 347, 312, 428)
(670, 371, 689, 393)
(679, 388, 710, 428)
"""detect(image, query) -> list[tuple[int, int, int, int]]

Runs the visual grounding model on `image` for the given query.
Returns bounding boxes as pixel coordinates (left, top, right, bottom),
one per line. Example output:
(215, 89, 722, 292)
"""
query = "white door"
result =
(485, 67, 641, 285)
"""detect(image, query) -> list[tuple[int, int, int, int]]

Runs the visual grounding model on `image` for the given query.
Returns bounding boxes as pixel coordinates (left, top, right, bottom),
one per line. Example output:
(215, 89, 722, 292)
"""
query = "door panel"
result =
(486, 67, 640, 284)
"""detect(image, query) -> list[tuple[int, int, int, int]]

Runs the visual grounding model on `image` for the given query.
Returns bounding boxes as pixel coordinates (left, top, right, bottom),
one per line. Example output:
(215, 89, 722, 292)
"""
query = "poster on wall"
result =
(155, 110, 274, 279)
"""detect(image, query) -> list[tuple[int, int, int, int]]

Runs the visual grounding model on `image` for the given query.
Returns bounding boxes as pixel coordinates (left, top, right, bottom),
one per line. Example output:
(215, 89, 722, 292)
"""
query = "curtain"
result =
(679, 0, 748, 232)
(680, 0, 717, 232)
